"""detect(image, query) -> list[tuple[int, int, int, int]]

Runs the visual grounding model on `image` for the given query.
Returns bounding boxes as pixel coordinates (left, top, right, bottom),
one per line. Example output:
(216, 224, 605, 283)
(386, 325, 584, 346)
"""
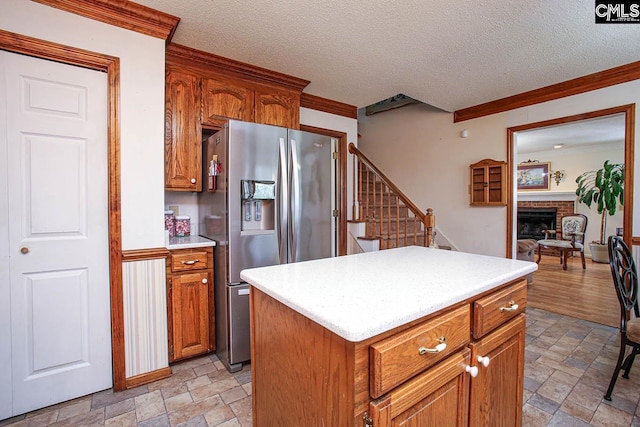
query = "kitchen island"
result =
(241, 246, 537, 426)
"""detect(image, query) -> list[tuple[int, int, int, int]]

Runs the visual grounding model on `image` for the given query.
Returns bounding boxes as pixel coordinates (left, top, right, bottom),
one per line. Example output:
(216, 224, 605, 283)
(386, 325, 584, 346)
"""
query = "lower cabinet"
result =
(369, 349, 471, 426)
(469, 315, 526, 427)
(250, 278, 527, 426)
(167, 247, 215, 362)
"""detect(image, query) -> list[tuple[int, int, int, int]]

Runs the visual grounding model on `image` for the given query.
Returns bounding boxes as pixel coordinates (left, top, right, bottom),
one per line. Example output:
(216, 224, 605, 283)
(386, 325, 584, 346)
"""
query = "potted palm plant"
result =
(575, 160, 624, 263)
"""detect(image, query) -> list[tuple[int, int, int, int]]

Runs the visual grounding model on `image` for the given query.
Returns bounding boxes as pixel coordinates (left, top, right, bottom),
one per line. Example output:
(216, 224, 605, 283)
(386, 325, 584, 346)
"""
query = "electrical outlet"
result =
(169, 205, 179, 216)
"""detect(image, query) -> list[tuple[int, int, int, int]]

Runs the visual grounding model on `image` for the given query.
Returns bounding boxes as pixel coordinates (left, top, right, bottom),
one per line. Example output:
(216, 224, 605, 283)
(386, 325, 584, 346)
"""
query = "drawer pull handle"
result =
(419, 337, 447, 355)
(477, 355, 491, 367)
(500, 301, 519, 312)
(465, 365, 479, 378)
(181, 259, 200, 265)
(202, 278, 208, 284)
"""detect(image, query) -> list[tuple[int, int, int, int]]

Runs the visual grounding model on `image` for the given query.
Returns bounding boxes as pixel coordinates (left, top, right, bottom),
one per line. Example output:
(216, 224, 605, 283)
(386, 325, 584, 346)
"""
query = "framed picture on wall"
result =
(517, 162, 550, 191)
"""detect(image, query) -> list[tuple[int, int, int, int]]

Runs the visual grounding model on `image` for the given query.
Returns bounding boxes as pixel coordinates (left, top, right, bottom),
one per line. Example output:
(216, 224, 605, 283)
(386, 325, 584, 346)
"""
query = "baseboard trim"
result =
(125, 367, 172, 389)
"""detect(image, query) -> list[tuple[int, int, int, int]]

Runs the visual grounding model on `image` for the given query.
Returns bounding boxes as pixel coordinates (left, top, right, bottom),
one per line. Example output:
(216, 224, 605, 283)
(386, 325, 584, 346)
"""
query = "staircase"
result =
(348, 143, 435, 251)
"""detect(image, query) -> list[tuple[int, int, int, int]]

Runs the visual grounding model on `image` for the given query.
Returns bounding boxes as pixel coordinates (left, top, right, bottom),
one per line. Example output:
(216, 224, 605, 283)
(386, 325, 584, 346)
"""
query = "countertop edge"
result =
(166, 236, 216, 250)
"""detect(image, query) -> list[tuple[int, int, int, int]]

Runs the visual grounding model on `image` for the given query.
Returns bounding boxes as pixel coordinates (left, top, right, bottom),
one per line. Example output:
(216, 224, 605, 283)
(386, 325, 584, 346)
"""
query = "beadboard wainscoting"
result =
(122, 257, 171, 386)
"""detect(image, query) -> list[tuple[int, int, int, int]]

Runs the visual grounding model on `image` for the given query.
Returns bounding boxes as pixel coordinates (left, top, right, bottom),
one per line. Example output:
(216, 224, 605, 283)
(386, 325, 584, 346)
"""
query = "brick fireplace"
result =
(517, 200, 576, 255)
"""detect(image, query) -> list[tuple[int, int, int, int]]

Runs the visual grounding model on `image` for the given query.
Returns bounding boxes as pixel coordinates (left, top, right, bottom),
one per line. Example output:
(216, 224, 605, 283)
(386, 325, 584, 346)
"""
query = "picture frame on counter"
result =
(517, 161, 550, 191)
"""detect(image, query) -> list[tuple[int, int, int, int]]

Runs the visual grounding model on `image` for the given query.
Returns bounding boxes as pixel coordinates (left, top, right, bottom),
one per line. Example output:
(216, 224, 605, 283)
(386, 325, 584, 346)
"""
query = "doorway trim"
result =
(0, 30, 126, 390)
(506, 104, 635, 258)
(300, 124, 348, 256)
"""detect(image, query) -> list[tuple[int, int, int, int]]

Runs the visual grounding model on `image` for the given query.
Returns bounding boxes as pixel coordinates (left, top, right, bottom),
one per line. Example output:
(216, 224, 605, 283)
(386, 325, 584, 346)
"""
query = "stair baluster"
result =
(348, 143, 435, 250)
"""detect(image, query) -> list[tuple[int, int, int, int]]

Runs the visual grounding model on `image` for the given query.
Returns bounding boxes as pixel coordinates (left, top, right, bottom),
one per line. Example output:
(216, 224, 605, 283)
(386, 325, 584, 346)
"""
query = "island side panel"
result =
(251, 287, 359, 426)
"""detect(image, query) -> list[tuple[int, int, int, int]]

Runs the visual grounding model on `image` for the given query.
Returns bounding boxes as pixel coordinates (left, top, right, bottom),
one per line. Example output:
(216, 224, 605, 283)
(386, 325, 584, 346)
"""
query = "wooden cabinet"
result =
(469, 316, 525, 427)
(251, 278, 527, 426)
(201, 78, 299, 128)
(369, 349, 471, 426)
(254, 87, 300, 128)
(201, 77, 254, 125)
(165, 68, 202, 191)
(470, 159, 506, 206)
(167, 247, 215, 362)
(164, 44, 309, 191)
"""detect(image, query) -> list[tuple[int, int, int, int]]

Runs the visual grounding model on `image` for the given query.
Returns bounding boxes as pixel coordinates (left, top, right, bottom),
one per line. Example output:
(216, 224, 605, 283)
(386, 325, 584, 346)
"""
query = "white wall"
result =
(358, 104, 508, 256)
(358, 81, 640, 257)
(1, 0, 166, 250)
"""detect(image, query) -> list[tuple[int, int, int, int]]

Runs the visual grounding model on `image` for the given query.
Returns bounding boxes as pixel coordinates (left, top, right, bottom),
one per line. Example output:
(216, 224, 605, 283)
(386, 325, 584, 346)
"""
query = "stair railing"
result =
(348, 143, 435, 249)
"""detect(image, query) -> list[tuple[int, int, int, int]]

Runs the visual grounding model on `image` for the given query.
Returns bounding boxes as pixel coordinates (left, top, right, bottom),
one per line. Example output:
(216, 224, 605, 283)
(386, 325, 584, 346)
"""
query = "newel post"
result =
(424, 208, 435, 247)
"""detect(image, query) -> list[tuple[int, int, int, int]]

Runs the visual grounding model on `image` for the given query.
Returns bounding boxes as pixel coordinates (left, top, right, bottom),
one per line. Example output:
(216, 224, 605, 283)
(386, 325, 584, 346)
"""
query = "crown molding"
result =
(454, 60, 640, 123)
(32, 0, 180, 43)
(166, 43, 310, 93)
(301, 93, 357, 119)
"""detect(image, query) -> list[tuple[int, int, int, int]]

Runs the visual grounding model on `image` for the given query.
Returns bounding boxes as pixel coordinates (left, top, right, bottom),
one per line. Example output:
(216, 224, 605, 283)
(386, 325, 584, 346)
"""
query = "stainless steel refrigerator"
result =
(198, 120, 336, 372)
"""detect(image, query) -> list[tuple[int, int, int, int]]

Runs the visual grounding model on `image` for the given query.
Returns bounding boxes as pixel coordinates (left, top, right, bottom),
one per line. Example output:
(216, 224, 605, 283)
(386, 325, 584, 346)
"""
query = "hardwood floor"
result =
(527, 254, 620, 328)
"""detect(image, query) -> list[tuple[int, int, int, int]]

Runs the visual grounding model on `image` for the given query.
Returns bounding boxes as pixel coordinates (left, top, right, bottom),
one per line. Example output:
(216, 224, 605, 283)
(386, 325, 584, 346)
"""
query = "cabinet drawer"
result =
(370, 305, 471, 398)
(171, 250, 209, 272)
(473, 279, 527, 339)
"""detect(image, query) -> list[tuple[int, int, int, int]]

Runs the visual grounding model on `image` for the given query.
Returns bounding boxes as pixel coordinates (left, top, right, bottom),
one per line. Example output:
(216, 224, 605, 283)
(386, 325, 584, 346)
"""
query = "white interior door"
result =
(0, 50, 111, 418)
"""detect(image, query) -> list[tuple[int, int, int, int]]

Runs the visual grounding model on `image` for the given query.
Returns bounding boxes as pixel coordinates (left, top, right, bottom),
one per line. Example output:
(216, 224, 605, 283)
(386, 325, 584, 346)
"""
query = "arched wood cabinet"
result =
(164, 43, 309, 191)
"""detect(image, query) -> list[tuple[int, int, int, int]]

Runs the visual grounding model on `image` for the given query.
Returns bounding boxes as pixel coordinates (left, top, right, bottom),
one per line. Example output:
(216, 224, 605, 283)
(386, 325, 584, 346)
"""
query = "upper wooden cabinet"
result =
(164, 44, 310, 191)
(254, 87, 300, 129)
(165, 68, 202, 191)
(201, 77, 254, 125)
(469, 159, 507, 206)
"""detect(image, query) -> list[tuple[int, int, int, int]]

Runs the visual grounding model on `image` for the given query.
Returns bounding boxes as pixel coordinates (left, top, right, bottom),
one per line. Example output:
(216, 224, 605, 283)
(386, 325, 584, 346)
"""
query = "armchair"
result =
(536, 214, 588, 270)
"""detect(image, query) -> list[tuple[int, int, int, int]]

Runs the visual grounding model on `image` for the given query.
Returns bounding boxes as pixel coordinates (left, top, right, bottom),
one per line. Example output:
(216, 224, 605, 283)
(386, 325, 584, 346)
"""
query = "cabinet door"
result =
(165, 69, 202, 191)
(169, 271, 211, 361)
(469, 315, 525, 427)
(254, 88, 300, 129)
(369, 349, 470, 427)
(201, 77, 254, 125)
(469, 160, 506, 206)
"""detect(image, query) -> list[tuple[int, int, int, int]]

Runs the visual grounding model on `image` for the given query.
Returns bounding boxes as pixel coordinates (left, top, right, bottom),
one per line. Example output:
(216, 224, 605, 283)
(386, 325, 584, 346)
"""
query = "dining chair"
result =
(604, 235, 640, 401)
(536, 214, 587, 270)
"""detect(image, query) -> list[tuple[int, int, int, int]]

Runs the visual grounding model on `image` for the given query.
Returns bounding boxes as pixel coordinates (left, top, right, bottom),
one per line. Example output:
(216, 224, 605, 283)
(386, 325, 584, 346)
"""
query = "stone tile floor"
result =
(1, 307, 638, 426)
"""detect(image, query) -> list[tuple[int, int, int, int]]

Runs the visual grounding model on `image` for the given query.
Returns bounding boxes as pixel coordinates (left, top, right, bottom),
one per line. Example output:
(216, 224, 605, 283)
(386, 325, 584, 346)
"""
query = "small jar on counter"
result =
(175, 216, 191, 237)
(164, 210, 175, 237)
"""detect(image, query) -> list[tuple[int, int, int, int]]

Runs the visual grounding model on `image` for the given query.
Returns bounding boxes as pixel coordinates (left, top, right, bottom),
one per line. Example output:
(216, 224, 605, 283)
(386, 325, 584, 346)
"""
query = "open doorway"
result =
(506, 105, 635, 326)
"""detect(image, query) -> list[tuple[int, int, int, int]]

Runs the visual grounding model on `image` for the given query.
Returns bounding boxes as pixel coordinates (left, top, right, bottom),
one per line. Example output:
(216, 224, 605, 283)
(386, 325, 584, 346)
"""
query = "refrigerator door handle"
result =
(290, 137, 301, 262)
(278, 137, 288, 264)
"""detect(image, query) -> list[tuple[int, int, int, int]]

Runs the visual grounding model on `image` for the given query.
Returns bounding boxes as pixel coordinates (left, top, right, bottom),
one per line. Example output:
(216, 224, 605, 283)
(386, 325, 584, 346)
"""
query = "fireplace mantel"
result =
(517, 191, 576, 202)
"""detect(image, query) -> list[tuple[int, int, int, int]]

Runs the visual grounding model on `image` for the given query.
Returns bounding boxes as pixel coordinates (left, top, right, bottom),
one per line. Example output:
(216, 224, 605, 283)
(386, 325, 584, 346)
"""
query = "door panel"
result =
(1, 50, 111, 417)
(28, 270, 88, 371)
(24, 134, 86, 235)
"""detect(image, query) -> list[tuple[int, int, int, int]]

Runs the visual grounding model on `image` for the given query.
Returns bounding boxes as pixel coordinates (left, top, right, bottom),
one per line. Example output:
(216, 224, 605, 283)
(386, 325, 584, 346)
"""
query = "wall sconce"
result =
(550, 170, 566, 186)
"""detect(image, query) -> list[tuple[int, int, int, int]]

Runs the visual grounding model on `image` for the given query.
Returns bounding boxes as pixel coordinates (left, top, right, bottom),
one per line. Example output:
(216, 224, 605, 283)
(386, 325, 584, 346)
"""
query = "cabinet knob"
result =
(20, 247, 29, 254)
(465, 365, 479, 378)
(477, 355, 491, 367)
(191, 178, 197, 184)
(201, 278, 208, 284)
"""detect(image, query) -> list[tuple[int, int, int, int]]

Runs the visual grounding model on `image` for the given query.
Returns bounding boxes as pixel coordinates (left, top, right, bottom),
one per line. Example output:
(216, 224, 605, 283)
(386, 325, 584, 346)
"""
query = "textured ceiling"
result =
(134, 0, 640, 111)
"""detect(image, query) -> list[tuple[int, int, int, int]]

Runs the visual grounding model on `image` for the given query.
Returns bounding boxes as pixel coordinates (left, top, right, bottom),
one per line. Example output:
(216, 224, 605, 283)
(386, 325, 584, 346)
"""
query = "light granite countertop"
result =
(166, 235, 216, 250)
(240, 246, 538, 342)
